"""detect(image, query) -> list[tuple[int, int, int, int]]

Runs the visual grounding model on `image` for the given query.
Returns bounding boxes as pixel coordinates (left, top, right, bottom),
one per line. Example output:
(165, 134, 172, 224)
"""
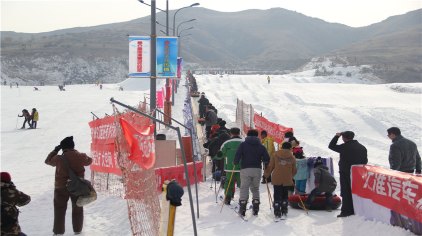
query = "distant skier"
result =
(264, 142, 297, 218)
(267, 76, 270, 84)
(1, 172, 31, 236)
(303, 157, 337, 211)
(234, 129, 270, 216)
(30, 108, 39, 129)
(387, 127, 421, 174)
(18, 109, 32, 129)
(329, 131, 367, 217)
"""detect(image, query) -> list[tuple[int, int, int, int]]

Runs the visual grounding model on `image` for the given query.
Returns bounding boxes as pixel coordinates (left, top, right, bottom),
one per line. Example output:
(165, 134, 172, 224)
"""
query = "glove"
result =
(54, 145, 62, 152)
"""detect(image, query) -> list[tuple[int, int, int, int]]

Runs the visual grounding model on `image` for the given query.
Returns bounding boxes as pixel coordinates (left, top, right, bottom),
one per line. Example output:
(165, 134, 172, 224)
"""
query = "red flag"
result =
(119, 118, 156, 169)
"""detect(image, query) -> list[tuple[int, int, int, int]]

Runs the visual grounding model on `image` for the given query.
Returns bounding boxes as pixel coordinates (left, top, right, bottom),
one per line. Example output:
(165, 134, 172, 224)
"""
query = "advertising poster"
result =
(128, 36, 151, 77)
(156, 37, 178, 78)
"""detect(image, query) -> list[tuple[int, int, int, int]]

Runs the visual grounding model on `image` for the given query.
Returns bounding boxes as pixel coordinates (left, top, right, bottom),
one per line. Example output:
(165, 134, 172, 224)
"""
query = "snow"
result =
(1, 62, 421, 235)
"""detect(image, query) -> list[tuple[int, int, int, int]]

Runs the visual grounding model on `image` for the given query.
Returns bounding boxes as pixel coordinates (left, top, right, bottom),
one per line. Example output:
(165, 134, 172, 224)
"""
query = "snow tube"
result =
(288, 194, 341, 210)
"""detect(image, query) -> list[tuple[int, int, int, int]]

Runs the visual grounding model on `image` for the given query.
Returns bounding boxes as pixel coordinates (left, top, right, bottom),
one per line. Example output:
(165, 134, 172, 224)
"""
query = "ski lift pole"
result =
(156, 108, 200, 219)
(110, 97, 198, 236)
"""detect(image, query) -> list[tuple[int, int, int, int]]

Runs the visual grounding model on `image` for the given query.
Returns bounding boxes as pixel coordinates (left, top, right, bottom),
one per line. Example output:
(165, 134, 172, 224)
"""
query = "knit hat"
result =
(1, 172, 11, 183)
(166, 180, 184, 206)
(60, 136, 75, 149)
(218, 120, 226, 127)
(314, 157, 323, 168)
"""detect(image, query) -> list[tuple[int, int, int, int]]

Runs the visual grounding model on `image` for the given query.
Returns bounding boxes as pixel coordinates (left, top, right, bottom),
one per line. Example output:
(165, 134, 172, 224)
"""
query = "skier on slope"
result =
(217, 127, 243, 205)
(18, 109, 32, 129)
(264, 142, 297, 219)
(260, 130, 275, 184)
(234, 129, 270, 216)
(30, 108, 39, 129)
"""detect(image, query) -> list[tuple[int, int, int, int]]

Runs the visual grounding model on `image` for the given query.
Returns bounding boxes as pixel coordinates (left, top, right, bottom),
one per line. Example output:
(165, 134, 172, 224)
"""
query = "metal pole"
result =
(156, 108, 200, 218)
(151, 0, 157, 134)
(110, 97, 198, 235)
(164, 0, 172, 124)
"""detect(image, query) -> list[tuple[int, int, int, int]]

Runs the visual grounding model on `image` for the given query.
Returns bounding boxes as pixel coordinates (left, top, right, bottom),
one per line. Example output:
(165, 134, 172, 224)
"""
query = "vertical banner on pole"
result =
(157, 90, 164, 108)
(156, 37, 178, 78)
(128, 36, 151, 77)
(177, 57, 183, 79)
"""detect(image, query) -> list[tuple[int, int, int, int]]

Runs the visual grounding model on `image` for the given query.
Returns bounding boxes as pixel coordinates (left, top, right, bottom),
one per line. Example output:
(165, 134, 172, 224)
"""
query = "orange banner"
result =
(253, 113, 293, 143)
(352, 165, 422, 222)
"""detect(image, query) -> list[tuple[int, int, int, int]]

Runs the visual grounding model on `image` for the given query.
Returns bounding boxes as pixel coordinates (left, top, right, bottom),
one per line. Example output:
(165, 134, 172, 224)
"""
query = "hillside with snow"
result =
(1, 66, 420, 235)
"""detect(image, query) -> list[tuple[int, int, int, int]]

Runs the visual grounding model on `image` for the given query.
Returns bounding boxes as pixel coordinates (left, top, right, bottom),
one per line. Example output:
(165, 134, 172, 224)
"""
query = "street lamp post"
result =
(172, 3, 200, 36)
(176, 19, 195, 36)
(150, 0, 157, 133)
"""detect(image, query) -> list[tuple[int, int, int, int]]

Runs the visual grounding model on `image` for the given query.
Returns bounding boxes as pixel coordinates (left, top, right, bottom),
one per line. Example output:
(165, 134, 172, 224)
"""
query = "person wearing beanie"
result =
(329, 131, 367, 218)
(1, 172, 31, 235)
(45, 136, 92, 235)
(234, 129, 270, 216)
(303, 157, 337, 211)
(264, 142, 297, 218)
(387, 127, 421, 174)
(30, 108, 39, 129)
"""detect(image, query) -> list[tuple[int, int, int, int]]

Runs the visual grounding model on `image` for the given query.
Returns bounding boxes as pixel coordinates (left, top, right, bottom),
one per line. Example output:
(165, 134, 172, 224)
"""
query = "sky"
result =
(1, 0, 421, 33)
(1, 58, 420, 235)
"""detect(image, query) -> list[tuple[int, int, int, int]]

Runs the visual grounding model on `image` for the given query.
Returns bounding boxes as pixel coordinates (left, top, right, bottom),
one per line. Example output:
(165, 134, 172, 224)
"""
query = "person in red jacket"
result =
(45, 136, 92, 235)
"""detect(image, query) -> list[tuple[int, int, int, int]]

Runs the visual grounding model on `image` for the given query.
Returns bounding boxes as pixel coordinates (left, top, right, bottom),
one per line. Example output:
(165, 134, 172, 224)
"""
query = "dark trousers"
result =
(205, 125, 212, 139)
(21, 118, 31, 128)
(53, 188, 83, 234)
(273, 185, 290, 204)
(305, 188, 333, 207)
(339, 171, 354, 215)
(31, 121, 37, 129)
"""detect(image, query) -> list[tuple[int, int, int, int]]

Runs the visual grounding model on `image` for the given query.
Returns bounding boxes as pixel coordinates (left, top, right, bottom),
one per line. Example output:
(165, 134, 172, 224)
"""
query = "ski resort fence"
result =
(235, 98, 293, 143)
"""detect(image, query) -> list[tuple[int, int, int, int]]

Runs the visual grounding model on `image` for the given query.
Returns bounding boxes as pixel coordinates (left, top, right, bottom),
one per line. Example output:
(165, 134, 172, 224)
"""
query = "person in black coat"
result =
(197, 93, 209, 118)
(328, 131, 367, 217)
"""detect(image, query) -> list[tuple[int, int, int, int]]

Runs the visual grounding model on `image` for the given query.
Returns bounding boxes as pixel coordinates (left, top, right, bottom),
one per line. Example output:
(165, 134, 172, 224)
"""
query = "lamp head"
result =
(190, 3, 200, 7)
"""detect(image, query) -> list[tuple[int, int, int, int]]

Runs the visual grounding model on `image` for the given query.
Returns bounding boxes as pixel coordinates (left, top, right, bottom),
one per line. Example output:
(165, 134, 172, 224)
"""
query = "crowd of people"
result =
(18, 108, 39, 129)
(197, 94, 421, 220)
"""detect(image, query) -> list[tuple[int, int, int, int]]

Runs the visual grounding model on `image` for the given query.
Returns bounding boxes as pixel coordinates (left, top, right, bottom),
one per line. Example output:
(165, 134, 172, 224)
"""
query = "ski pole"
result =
(294, 186, 309, 215)
(15, 115, 18, 129)
(220, 165, 236, 213)
(265, 179, 273, 210)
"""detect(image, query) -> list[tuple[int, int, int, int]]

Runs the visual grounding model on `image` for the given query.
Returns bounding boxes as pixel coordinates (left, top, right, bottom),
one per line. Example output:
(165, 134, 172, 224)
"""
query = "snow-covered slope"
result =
(1, 68, 420, 235)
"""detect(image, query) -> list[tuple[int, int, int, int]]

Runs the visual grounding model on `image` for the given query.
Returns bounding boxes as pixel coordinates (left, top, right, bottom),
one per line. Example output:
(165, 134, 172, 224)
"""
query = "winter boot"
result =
(239, 200, 247, 216)
(273, 201, 282, 217)
(252, 199, 260, 216)
(281, 201, 288, 216)
(224, 196, 232, 205)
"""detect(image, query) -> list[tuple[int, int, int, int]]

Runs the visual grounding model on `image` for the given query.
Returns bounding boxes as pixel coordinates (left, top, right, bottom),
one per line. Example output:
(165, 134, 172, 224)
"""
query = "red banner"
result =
(156, 90, 164, 108)
(89, 116, 116, 145)
(352, 165, 422, 222)
(120, 118, 156, 170)
(253, 113, 293, 143)
(91, 143, 122, 175)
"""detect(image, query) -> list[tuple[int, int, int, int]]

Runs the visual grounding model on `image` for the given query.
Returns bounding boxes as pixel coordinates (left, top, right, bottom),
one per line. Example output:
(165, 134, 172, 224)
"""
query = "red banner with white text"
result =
(90, 143, 122, 175)
(89, 116, 116, 145)
(253, 113, 293, 143)
(352, 165, 422, 222)
(119, 118, 156, 170)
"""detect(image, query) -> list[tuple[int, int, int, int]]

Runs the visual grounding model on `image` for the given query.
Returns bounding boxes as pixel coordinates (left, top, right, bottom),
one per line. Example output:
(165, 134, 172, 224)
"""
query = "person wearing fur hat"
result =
(329, 131, 367, 218)
(1, 172, 31, 236)
(45, 136, 92, 235)
(303, 157, 337, 211)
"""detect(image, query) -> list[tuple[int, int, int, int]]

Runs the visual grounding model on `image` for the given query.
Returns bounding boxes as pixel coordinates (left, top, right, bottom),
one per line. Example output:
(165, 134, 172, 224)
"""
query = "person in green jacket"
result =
(217, 127, 243, 205)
